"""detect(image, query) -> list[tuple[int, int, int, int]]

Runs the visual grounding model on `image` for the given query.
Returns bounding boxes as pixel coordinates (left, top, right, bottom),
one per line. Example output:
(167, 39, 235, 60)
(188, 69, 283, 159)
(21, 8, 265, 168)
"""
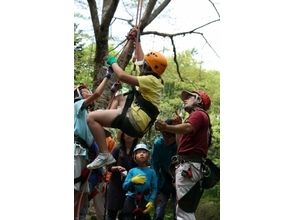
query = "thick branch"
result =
(139, 0, 156, 30)
(147, 0, 171, 25)
(87, 0, 100, 43)
(101, 0, 119, 30)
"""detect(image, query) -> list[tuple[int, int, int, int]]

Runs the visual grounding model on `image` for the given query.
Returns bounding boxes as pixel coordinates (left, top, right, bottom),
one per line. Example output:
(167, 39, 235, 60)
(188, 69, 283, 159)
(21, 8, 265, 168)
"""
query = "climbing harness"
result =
(119, 86, 159, 138)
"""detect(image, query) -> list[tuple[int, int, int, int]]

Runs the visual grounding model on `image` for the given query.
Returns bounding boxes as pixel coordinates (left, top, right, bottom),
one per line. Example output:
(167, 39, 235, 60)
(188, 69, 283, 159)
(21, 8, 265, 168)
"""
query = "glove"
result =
(143, 201, 154, 214)
(106, 56, 117, 66)
(131, 175, 146, 184)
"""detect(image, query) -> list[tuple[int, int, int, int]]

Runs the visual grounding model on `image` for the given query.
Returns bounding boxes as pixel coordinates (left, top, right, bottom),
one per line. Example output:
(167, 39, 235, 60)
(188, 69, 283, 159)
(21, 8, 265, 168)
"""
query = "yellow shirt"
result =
(129, 75, 163, 132)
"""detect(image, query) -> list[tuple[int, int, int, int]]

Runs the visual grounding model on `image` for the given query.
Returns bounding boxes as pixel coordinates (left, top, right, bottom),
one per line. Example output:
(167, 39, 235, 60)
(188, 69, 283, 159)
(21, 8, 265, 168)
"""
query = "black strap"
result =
(74, 134, 89, 149)
(121, 90, 135, 117)
(134, 89, 159, 134)
(74, 176, 82, 184)
(195, 108, 212, 148)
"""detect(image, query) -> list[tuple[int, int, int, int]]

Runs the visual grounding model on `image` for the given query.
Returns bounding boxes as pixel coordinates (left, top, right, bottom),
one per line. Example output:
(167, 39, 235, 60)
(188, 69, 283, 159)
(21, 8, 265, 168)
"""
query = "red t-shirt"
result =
(178, 110, 210, 158)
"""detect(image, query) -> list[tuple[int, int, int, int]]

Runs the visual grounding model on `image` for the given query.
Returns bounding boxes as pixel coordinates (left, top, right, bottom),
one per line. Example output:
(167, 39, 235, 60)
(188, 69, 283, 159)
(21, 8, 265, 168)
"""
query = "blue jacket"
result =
(151, 136, 177, 193)
(123, 167, 157, 203)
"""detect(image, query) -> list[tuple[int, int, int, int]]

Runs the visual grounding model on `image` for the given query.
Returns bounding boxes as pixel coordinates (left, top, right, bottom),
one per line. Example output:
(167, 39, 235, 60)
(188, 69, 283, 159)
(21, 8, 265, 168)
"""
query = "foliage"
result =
(74, 24, 95, 87)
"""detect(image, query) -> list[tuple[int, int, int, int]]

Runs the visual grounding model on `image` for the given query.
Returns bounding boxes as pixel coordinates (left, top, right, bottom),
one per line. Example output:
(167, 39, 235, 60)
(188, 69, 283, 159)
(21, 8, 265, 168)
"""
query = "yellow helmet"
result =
(144, 51, 167, 76)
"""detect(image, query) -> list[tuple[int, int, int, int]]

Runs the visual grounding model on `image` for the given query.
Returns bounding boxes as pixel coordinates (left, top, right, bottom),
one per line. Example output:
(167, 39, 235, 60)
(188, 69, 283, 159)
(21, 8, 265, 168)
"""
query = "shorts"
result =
(111, 114, 143, 137)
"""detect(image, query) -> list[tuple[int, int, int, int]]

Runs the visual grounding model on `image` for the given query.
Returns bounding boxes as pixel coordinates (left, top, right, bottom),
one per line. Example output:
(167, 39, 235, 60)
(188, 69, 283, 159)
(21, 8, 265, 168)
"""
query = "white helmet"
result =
(133, 143, 150, 153)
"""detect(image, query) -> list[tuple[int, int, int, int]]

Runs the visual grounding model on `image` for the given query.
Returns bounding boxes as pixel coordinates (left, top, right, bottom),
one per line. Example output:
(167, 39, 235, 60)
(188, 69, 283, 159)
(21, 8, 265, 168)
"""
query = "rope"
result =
(75, 169, 93, 220)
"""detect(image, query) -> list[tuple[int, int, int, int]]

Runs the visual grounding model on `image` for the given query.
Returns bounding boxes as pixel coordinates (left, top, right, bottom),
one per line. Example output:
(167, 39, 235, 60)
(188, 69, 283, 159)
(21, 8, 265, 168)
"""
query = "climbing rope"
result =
(75, 169, 93, 220)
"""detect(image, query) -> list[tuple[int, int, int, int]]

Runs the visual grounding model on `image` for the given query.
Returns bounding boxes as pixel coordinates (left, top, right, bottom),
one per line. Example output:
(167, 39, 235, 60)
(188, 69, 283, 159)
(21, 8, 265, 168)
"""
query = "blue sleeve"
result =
(151, 137, 161, 176)
(123, 168, 134, 191)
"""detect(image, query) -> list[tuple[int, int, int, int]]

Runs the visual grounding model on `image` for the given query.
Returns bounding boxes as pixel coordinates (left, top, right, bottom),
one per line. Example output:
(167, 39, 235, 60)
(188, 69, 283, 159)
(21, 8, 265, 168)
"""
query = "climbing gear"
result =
(74, 134, 89, 149)
(133, 143, 150, 153)
(117, 87, 160, 138)
(144, 51, 167, 76)
(201, 158, 220, 189)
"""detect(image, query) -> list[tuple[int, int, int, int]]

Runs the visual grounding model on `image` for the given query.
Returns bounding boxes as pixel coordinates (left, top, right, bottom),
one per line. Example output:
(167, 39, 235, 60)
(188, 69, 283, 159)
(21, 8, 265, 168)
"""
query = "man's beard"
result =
(184, 104, 194, 113)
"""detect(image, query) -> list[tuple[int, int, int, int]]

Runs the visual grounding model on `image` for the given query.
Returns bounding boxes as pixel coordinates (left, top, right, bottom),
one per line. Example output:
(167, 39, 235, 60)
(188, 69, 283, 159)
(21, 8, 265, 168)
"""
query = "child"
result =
(105, 132, 139, 220)
(87, 28, 168, 170)
(121, 143, 157, 220)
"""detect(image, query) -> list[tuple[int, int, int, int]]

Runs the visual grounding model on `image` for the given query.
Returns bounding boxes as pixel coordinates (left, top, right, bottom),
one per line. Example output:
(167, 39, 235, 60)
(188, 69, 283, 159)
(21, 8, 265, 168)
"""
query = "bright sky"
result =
(75, 0, 221, 70)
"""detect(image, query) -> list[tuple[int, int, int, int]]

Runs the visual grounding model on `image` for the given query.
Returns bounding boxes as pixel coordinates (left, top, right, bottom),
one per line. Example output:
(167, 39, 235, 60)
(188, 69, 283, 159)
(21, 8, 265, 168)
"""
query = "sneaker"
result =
(87, 153, 116, 170)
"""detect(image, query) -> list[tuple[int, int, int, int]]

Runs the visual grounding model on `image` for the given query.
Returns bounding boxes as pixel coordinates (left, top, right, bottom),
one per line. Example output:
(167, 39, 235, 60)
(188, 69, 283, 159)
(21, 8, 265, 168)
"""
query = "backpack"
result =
(198, 109, 220, 189)
(201, 158, 220, 189)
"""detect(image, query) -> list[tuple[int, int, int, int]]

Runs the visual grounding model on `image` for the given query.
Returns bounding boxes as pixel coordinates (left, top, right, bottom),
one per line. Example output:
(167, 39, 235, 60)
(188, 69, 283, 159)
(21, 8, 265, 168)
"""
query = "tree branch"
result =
(147, 0, 171, 25)
(87, 0, 100, 43)
(170, 36, 183, 81)
(208, 0, 220, 19)
(139, 0, 156, 30)
(142, 19, 220, 59)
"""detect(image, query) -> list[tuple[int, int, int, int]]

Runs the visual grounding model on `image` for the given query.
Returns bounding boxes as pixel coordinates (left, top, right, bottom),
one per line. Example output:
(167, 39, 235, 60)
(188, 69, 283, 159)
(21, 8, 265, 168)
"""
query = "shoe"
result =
(87, 153, 116, 170)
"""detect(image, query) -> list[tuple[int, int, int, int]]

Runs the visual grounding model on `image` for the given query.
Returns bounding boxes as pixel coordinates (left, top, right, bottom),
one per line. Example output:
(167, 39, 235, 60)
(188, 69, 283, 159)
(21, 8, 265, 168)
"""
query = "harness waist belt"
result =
(178, 154, 203, 163)
(74, 134, 89, 148)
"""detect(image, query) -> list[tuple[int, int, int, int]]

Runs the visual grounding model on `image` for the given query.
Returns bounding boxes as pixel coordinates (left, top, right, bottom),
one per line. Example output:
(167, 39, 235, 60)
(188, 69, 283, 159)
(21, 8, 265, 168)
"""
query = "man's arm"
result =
(155, 120, 194, 135)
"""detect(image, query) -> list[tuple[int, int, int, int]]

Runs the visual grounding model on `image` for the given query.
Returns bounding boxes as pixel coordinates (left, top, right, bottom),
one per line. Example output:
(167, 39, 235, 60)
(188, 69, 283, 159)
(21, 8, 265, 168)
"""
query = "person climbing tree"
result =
(87, 28, 168, 170)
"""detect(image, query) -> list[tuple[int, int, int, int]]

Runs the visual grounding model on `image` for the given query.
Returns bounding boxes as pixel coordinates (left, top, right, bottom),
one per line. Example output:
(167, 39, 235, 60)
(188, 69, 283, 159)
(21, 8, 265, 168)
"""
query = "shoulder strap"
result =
(120, 86, 160, 136)
(196, 109, 212, 148)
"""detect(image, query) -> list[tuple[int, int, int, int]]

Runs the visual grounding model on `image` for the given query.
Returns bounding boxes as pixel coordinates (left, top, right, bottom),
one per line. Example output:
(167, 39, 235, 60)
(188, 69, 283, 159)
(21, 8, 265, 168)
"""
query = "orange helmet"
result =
(144, 51, 167, 76)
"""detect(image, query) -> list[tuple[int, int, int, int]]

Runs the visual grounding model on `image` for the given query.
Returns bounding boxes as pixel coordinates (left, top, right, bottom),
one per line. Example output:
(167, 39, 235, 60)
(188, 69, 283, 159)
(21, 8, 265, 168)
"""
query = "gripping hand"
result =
(106, 56, 117, 66)
(143, 202, 154, 214)
(131, 175, 146, 184)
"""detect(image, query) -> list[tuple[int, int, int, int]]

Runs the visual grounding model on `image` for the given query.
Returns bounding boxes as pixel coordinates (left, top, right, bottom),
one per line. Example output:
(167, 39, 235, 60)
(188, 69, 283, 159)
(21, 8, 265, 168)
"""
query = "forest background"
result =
(74, 1, 220, 219)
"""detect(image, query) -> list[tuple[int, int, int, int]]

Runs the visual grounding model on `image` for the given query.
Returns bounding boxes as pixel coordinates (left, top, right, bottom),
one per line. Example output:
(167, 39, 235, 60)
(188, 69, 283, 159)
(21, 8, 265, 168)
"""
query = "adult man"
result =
(151, 119, 177, 220)
(155, 90, 211, 220)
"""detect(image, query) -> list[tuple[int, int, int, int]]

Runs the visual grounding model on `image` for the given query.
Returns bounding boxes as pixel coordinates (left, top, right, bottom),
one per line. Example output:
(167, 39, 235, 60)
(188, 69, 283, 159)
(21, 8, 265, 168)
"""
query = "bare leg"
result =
(86, 109, 121, 169)
(109, 94, 126, 110)
(87, 109, 121, 152)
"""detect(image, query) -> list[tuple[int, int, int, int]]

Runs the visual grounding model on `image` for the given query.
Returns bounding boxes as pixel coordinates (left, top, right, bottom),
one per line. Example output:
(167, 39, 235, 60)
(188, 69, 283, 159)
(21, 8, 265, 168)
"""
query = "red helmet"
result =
(181, 90, 211, 111)
(197, 90, 211, 111)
